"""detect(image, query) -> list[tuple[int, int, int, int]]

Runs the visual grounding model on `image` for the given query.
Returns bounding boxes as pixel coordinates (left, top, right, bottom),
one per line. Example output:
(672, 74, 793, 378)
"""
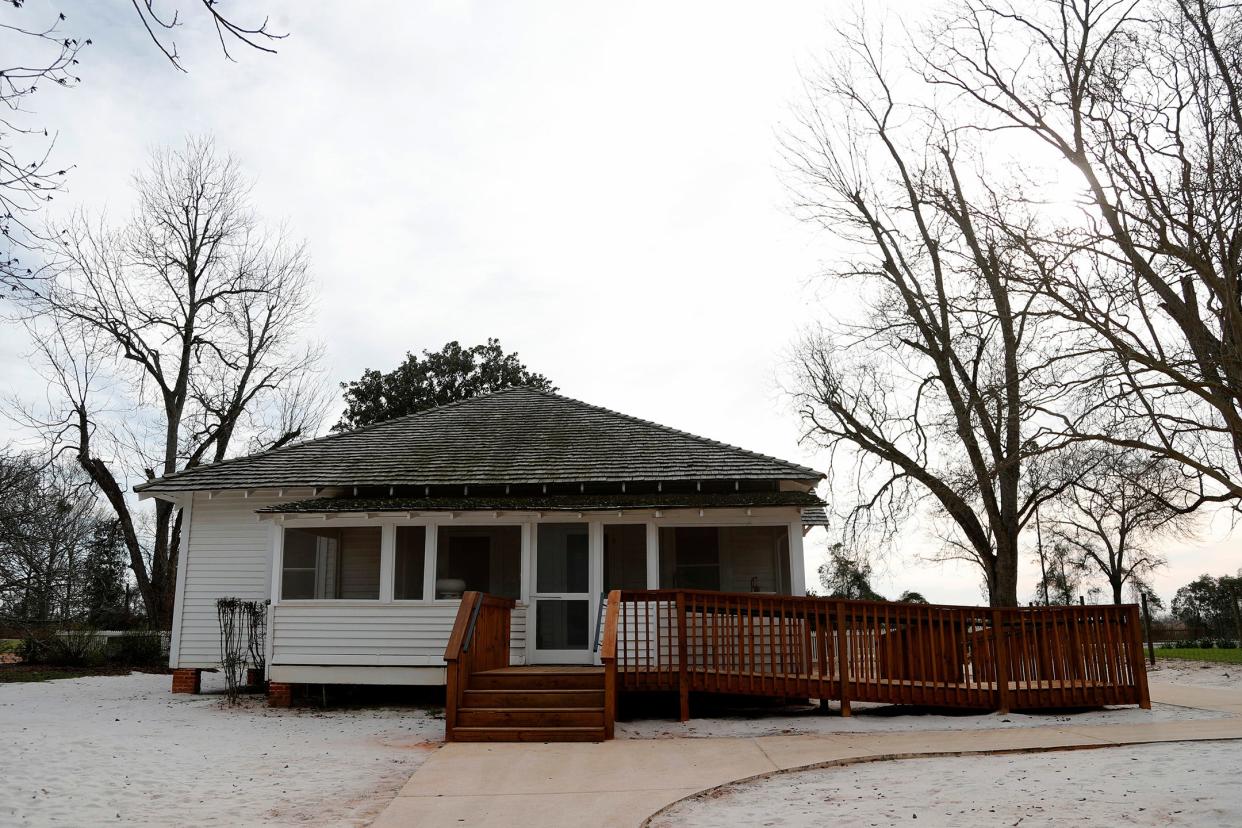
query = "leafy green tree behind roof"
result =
(334, 339, 556, 431)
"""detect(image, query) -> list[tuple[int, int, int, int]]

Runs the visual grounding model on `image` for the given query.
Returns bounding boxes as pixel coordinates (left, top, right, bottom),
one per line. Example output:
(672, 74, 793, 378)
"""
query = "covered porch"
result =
(256, 494, 818, 687)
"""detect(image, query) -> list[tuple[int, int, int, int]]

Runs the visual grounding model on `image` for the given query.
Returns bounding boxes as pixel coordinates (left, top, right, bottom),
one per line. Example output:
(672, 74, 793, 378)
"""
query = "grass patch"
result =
(0, 664, 169, 684)
(1157, 648, 1242, 664)
(0, 664, 128, 683)
(0, 639, 20, 654)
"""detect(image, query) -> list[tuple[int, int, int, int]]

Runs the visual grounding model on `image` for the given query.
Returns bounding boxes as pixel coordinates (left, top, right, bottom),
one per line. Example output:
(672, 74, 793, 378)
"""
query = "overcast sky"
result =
(1, 1, 1237, 606)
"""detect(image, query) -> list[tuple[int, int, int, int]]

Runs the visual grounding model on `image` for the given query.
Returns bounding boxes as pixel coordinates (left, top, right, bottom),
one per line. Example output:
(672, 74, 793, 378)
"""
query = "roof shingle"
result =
(137, 387, 823, 493)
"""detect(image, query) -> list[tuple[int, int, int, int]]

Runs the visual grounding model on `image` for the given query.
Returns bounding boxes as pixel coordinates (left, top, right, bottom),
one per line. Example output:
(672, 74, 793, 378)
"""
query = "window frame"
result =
(278, 523, 385, 602)
(435, 523, 526, 601)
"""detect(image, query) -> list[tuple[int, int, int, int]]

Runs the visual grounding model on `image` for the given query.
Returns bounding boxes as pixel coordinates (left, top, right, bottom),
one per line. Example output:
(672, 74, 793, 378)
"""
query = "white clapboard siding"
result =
(271, 602, 527, 667)
(174, 490, 530, 675)
(174, 491, 286, 668)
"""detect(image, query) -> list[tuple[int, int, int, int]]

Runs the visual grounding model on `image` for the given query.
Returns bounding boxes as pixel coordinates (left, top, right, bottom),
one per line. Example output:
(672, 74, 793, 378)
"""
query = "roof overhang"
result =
(255, 490, 823, 517)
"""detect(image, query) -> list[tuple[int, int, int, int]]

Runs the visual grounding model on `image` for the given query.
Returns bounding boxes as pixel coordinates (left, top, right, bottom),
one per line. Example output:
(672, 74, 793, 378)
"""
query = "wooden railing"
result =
(443, 591, 516, 741)
(601, 589, 1150, 721)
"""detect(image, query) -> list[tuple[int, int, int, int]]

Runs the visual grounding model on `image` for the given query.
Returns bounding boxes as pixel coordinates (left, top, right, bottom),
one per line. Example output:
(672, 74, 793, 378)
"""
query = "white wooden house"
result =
(138, 388, 825, 693)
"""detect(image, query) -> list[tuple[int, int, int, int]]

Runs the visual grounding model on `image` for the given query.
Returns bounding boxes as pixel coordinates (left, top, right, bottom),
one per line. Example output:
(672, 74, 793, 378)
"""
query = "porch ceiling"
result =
(255, 490, 823, 515)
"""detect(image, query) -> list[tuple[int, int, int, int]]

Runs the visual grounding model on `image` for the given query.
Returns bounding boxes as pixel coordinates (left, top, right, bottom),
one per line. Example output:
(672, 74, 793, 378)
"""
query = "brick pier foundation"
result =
(268, 682, 293, 707)
(171, 668, 202, 694)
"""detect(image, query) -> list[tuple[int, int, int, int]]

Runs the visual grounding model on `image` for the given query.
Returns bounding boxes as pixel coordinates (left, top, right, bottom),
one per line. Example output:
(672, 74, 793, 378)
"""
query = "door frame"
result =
(528, 519, 598, 665)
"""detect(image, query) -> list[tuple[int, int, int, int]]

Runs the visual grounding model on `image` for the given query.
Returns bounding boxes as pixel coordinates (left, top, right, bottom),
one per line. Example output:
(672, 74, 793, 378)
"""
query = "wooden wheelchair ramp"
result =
(443, 590, 1151, 742)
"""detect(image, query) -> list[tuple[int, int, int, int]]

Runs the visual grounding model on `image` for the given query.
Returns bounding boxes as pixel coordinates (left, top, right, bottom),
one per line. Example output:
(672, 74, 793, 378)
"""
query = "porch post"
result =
(378, 524, 395, 602)
(676, 590, 689, 722)
(645, 522, 659, 589)
(422, 521, 437, 601)
(788, 520, 806, 596)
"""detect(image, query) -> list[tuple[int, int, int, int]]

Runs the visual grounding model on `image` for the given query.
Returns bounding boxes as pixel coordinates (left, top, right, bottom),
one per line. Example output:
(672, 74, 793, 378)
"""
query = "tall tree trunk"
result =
(991, 538, 1020, 608)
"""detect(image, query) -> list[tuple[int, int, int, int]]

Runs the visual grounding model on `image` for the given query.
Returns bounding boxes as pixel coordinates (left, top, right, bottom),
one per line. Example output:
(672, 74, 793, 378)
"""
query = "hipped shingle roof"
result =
(137, 387, 823, 493)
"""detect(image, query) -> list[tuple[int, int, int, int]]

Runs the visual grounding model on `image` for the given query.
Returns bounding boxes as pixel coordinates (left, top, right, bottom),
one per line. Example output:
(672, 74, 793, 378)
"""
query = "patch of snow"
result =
(618, 700, 1222, 740)
(0, 671, 441, 826)
(1148, 659, 1240, 689)
(650, 740, 1242, 827)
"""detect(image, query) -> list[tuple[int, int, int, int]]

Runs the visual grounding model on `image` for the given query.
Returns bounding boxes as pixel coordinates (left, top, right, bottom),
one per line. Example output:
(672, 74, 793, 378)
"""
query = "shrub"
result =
(111, 631, 165, 666)
(19, 627, 104, 666)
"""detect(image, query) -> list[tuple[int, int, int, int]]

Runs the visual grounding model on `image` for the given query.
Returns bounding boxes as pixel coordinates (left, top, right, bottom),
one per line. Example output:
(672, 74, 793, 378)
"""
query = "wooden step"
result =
(469, 670, 604, 690)
(456, 707, 605, 728)
(462, 689, 604, 708)
(450, 726, 607, 743)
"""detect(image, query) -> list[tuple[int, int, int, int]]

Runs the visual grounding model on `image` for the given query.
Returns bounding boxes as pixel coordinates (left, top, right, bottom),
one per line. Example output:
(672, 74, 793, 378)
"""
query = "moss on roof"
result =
(139, 388, 824, 493)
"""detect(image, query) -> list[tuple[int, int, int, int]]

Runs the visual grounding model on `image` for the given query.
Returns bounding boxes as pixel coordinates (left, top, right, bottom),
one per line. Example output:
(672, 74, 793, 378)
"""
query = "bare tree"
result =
(786, 22, 1074, 606)
(926, 0, 1242, 504)
(0, 5, 87, 283)
(0, 452, 100, 623)
(129, 1, 285, 71)
(1030, 539, 1090, 606)
(1048, 449, 1197, 604)
(8, 137, 327, 626)
(1, 1, 284, 286)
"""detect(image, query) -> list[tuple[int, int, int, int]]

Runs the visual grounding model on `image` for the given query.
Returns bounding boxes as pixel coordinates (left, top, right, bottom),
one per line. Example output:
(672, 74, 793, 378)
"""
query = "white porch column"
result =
(589, 521, 604, 599)
(788, 520, 807, 596)
(645, 522, 659, 589)
(520, 522, 533, 605)
(422, 521, 437, 601)
(378, 524, 395, 602)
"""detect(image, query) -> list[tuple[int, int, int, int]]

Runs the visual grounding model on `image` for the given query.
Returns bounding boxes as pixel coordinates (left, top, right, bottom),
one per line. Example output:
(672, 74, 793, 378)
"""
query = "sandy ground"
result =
(650, 740, 1242, 827)
(1148, 658, 1241, 689)
(617, 700, 1223, 739)
(0, 672, 440, 826)
(1, 659, 1235, 826)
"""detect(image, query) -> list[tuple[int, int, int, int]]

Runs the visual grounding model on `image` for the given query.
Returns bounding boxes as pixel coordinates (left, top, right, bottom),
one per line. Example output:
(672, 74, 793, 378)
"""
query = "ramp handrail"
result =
(600, 589, 1150, 722)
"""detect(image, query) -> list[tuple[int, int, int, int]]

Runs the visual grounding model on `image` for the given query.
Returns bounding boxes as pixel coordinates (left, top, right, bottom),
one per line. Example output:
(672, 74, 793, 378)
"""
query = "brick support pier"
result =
(171, 668, 202, 694)
(268, 682, 293, 708)
(246, 667, 265, 688)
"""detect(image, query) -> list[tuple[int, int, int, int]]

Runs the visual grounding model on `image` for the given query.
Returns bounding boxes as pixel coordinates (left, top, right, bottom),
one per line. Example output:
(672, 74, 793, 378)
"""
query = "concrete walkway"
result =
(371, 682, 1242, 827)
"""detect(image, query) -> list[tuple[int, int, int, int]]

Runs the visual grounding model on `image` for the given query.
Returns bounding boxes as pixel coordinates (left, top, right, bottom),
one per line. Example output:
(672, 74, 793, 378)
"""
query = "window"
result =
(536, 523, 589, 594)
(603, 524, 647, 590)
(658, 526, 790, 593)
(281, 526, 381, 599)
(435, 526, 522, 599)
(393, 526, 427, 600)
(658, 527, 720, 590)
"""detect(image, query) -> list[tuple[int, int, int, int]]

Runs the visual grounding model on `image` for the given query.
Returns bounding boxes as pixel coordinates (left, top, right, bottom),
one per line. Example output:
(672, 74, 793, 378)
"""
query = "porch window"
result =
(281, 526, 382, 600)
(535, 523, 589, 594)
(435, 526, 522, 599)
(658, 526, 791, 594)
(603, 524, 647, 590)
(393, 526, 427, 600)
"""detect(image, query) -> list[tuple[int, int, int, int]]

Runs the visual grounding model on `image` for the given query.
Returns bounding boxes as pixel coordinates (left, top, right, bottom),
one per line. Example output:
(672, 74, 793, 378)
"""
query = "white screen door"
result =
(530, 522, 594, 664)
